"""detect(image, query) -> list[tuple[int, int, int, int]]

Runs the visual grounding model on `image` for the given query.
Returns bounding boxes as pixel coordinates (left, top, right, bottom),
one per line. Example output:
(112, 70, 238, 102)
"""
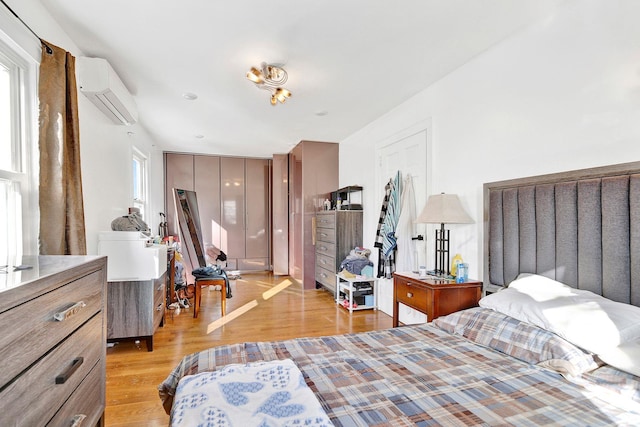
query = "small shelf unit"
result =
(335, 273, 377, 313)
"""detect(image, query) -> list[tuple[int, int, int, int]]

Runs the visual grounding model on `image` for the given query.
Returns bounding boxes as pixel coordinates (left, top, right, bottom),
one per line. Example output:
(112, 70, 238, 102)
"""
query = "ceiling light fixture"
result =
(246, 62, 292, 106)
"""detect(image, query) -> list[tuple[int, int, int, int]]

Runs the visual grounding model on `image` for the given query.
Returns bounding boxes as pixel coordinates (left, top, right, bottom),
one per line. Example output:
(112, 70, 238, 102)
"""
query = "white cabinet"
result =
(336, 273, 377, 313)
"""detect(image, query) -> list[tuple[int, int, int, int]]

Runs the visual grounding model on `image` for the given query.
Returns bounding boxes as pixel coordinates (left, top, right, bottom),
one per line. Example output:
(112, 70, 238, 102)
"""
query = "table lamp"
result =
(415, 193, 473, 276)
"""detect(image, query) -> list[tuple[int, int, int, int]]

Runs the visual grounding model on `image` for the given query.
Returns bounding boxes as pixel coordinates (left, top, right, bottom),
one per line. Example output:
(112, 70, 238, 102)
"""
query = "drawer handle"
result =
(319, 246, 327, 251)
(320, 272, 327, 278)
(56, 357, 84, 384)
(71, 414, 87, 427)
(156, 303, 164, 311)
(407, 292, 413, 298)
(53, 301, 86, 322)
(320, 233, 328, 237)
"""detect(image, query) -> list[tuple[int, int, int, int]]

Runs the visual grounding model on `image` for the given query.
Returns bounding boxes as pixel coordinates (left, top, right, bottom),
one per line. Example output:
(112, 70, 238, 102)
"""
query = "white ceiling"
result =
(42, 0, 565, 158)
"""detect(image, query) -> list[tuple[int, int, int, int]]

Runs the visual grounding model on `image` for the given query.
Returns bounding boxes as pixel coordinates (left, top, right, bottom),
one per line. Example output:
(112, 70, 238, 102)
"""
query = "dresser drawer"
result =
(316, 213, 336, 229)
(316, 252, 336, 272)
(0, 270, 103, 389)
(0, 314, 103, 426)
(316, 227, 336, 244)
(47, 362, 104, 427)
(154, 276, 166, 309)
(154, 277, 166, 329)
(395, 278, 428, 311)
(315, 240, 336, 257)
(315, 267, 335, 290)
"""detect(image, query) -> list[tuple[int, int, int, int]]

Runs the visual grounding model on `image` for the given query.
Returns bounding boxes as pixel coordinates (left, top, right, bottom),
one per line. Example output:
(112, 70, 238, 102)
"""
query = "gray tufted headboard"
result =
(483, 161, 640, 307)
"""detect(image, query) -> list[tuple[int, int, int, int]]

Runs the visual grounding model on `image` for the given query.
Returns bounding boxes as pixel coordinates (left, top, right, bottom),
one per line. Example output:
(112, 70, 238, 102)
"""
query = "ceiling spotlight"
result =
(246, 62, 292, 106)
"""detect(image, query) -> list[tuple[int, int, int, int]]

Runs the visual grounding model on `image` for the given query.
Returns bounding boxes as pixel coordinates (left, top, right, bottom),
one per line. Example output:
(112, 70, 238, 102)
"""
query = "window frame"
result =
(132, 146, 148, 220)
(0, 18, 39, 263)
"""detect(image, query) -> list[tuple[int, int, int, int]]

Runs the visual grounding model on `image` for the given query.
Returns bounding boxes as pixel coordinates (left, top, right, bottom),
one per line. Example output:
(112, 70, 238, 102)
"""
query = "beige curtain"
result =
(38, 40, 86, 255)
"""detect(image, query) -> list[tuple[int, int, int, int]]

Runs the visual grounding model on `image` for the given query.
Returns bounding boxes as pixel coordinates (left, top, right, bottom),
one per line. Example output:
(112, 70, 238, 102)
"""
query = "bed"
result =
(159, 161, 640, 426)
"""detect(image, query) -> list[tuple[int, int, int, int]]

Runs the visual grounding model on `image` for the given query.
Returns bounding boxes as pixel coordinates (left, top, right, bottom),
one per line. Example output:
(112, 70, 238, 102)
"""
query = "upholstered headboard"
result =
(483, 161, 640, 307)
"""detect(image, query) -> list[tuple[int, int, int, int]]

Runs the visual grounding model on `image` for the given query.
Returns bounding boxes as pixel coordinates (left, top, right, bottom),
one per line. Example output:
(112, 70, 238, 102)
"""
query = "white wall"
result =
(7, 0, 165, 255)
(341, 0, 640, 286)
(10, 0, 640, 270)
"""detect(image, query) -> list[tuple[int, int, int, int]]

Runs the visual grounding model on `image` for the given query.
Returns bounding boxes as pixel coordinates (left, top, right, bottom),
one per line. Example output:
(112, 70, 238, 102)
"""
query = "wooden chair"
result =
(193, 277, 226, 319)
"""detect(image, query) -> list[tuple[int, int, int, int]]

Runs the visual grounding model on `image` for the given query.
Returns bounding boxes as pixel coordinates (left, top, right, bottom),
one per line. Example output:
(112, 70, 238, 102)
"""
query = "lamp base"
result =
(434, 225, 450, 277)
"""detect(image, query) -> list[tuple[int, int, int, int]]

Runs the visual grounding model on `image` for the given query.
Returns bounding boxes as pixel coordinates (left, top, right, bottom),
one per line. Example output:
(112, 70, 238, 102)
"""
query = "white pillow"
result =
(598, 342, 640, 377)
(479, 274, 640, 355)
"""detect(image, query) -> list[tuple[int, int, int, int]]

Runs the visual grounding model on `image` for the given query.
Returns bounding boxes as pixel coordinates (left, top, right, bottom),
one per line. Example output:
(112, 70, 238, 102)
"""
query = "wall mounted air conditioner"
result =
(77, 57, 138, 125)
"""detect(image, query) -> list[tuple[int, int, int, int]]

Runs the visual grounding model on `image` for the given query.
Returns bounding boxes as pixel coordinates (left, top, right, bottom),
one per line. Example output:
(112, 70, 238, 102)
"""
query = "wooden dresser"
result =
(0, 255, 107, 426)
(315, 210, 363, 293)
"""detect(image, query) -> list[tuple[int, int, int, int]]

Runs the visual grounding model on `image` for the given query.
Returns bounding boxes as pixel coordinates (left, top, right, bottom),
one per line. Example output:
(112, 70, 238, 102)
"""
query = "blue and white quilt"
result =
(170, 359, 333, 427)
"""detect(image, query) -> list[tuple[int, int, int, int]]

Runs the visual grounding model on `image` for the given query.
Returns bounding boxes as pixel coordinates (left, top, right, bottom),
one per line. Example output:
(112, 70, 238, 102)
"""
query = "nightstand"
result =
(392, 272, 482, 327)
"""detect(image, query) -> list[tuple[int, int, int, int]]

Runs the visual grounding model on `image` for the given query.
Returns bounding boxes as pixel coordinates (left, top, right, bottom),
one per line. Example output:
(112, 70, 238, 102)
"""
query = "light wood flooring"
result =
(104, 272, 393, 426)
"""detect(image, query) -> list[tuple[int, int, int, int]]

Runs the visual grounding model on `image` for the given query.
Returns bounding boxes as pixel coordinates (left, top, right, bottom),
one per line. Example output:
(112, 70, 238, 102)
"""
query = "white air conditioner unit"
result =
(77, 57, 138, 125)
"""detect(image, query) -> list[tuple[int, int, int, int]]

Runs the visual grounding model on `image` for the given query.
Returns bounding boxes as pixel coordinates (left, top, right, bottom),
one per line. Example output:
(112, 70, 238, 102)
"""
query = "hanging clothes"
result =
(395, 174, 417, 272)
(381, 170, 402, 259)
(374, 179, 392, 251)
(375, 171, 402, 277)
(374, 179, 392, 277)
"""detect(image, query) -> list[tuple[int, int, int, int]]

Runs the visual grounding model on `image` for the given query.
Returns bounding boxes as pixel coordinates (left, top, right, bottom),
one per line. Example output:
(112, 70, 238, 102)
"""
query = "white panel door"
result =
(375, 121, 431, 324)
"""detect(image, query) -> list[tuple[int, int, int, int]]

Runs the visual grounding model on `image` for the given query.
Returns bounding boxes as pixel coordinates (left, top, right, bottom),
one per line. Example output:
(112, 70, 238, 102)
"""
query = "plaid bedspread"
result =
(159, 324, 640, 426)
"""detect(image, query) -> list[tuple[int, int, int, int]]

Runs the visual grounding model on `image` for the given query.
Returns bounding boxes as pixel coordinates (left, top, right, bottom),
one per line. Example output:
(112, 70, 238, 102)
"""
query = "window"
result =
(0, 32, 38, 265)
(132, 147, 148, 220)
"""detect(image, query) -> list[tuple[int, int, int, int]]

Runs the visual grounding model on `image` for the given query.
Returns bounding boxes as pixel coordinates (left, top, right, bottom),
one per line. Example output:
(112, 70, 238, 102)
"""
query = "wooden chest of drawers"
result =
(0, 255, 107, 427)
(315, 210, 363, 293)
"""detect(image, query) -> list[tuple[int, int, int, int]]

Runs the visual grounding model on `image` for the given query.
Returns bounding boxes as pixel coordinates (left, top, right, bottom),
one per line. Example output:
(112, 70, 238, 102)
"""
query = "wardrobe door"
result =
(288, 149, 303, 282)
(164, 153, 194, 236)
(194, 156, 221, 256)
(220, 157, 246, 267)
(272, 154, 289, 275)
(241, 158, 270, 270)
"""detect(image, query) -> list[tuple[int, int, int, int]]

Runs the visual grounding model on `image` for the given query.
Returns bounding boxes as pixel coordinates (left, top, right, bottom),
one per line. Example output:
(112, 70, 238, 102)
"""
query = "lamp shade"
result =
(415, 193, 473, 224)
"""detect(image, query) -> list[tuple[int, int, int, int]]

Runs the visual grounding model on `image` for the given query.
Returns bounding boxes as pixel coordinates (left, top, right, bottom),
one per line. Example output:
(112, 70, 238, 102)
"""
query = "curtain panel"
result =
(38, 40, 86, 255)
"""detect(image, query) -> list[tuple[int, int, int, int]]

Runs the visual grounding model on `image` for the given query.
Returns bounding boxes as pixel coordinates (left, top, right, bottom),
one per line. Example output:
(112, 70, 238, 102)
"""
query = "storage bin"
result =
(364, 294, 374, 306)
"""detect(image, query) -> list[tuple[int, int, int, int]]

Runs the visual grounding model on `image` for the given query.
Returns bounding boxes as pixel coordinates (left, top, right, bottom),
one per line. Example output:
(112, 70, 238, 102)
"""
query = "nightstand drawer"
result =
(395, 278, 428, 310)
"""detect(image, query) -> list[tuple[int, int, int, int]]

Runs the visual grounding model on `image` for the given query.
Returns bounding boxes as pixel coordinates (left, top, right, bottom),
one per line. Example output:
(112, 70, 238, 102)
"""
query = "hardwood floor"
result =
(104, 272, 392, 426)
